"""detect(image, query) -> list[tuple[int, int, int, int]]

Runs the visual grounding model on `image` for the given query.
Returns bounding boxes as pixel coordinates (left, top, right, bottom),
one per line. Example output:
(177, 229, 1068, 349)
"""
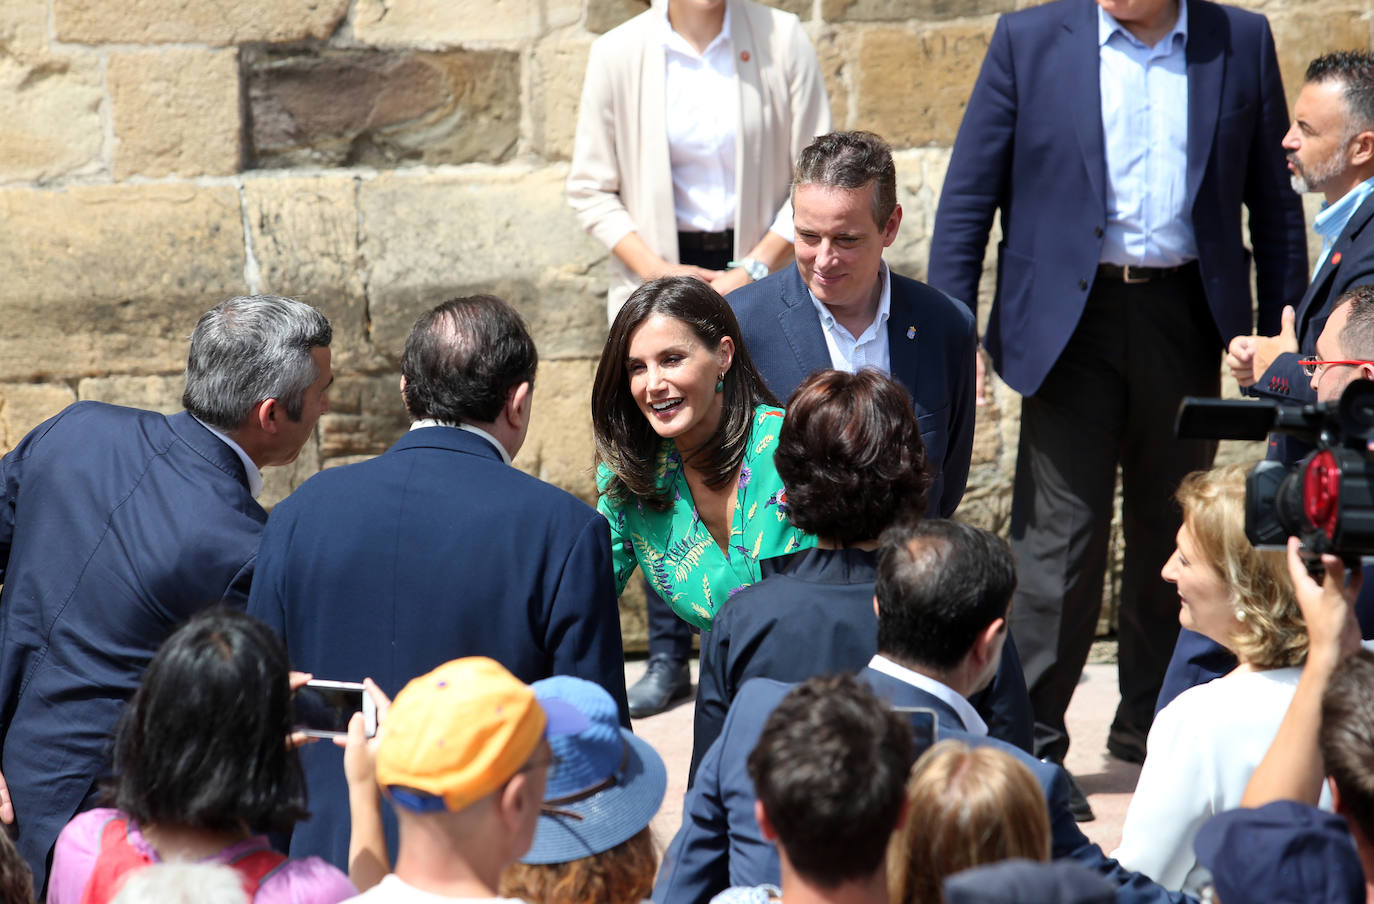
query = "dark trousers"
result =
(1007, 264, 1220, 763)
(643, 236, 734, 662)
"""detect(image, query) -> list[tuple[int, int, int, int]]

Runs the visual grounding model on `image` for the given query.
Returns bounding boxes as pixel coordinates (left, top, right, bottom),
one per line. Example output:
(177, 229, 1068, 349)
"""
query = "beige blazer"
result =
(567, 0, 832, 320)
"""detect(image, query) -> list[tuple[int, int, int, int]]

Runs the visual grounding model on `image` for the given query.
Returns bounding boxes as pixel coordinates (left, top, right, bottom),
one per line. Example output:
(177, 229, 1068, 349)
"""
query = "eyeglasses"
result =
(1298, 358, 1374, 378)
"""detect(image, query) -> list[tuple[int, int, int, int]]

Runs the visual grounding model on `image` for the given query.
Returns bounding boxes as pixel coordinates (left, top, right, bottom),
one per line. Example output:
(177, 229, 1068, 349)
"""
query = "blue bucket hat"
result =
(1194, 801, 1364, 904)
(522, 676, 667, 864)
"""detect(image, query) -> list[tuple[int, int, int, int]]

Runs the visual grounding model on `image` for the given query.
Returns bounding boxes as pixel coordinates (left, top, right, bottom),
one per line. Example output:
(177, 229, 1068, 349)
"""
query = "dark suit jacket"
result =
(690, 547, 1033, 781)
(247, 425, 628, 870)
(654, 667, 1192, 904)
(0, 403, 267, 893)
(1251, 192, 1374, 412)
(729, 263, 976, 518)
(928, 0, 1307, 397)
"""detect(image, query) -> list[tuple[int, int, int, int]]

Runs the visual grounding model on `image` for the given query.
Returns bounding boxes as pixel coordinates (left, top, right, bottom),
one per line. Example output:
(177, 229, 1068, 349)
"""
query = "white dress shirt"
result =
(664, 8, 739, 234)
(867, 653, 989, 736)
(409, 419, 511, 466)
(192, 416, 263, 498)
(806, 261, 893, 375)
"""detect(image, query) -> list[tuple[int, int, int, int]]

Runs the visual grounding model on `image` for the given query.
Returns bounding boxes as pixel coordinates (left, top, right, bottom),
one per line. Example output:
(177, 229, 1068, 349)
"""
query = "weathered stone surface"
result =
(0, 184, 245, 381)
(853, 23, 993, 147)
(0, 384, 77, 453)
(318, 377, 409, 461)
(261, 435, 322, 510)
(585, 0, 645, 34)
(620, 578, 649, 654)
(54, 0, 349, 45)
(530, 37, 593, 162)
(353, 0, 541, 46)
(243, 176, 375, 370)
(246, 49, 519, 169)
(823, 0, 1012, 22)
(359, 168, 608, 362)
(815, 27, 851, 130)
(109, 49, 241, 179)
(0, 3, 49, 60)
(1269, 11, 1370, 111)
(515, 358, 600, 502)
(78, 376, 182, 414)
(0, 55, 103, 183)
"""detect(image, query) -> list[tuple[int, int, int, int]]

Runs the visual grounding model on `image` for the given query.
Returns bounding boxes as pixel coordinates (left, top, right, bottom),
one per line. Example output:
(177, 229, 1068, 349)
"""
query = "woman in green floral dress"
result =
(592, 277, 815, 631)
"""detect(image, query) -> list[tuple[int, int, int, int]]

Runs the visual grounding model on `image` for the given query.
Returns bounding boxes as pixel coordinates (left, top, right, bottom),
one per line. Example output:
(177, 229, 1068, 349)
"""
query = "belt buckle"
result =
(1121, 265, 1150, 284)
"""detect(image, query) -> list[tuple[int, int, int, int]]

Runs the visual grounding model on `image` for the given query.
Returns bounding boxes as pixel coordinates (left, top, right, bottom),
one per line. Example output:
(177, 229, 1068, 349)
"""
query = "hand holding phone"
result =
(293, 679, 378, 740)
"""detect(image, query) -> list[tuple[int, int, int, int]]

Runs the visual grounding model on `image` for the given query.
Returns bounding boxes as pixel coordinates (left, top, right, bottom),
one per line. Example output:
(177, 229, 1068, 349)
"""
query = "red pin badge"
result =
(740, 50, 750, 62)
(1332, 251, 1343, 266)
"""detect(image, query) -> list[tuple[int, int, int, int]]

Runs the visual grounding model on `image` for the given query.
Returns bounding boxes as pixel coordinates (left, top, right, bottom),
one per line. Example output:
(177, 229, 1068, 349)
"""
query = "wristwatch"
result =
(728, 257, 769, 282)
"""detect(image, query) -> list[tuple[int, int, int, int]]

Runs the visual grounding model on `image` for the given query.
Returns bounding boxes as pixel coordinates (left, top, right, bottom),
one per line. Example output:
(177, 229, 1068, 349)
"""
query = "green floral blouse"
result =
(596, 406, 815, 630)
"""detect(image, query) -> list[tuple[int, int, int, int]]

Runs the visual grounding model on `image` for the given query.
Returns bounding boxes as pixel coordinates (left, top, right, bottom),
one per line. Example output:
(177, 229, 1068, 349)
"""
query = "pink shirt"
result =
(48, 808, 356, 904)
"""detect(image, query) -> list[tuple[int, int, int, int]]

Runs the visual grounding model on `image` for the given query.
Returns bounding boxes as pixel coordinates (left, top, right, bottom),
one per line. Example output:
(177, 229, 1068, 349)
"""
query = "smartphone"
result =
(292, 679, 377, 739)
(891, 705, 939, 756)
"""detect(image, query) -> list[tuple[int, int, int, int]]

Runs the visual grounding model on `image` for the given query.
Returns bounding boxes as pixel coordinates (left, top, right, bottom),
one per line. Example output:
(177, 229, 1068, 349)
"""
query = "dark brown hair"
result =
(775, 369, 930, 542)
(1321, 650, 1374, 838)
(499, 827, 657, 904)
(592, 277, 778, 510)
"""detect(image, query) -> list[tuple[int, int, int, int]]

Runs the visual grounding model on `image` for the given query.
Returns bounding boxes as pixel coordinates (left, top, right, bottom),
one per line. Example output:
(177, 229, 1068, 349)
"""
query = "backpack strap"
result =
(224, 842, 290, 897)
(80, 816, 152, 904)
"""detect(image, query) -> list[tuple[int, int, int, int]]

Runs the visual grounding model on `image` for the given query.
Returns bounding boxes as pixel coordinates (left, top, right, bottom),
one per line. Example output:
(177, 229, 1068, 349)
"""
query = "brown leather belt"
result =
(1096, 260, 1199, 284)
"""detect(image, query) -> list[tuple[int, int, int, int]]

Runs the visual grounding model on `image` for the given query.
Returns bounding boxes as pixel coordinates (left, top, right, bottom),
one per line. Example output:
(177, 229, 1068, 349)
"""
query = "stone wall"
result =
(1, 0, 1369, 646)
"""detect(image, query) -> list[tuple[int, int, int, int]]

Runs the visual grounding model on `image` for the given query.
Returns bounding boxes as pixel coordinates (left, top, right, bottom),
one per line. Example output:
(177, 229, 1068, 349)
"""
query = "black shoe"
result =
(1106, 727, 1148, 765)
(1048, 763, 1095, 823)
(627, 654, 691, 718)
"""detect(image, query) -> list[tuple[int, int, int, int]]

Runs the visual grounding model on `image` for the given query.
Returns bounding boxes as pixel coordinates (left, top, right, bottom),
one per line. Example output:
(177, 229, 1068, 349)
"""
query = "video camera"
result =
(1175, 380, 1374, 563)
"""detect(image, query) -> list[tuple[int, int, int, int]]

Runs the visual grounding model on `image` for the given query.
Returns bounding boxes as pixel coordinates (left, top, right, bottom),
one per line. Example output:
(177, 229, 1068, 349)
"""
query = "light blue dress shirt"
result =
(1312, 175, 1374, 274)
(1098, 1, 1196, 267)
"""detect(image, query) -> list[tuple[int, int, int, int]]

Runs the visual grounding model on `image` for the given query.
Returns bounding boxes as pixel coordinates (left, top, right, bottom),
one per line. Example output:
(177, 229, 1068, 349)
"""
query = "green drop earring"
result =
(715, 373, 724, 393)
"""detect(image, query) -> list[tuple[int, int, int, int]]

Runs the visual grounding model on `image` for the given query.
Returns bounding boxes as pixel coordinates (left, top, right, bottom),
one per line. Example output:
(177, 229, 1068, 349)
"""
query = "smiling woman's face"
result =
(1161, 519, 1241, 651)
(625, 313, 733, 451)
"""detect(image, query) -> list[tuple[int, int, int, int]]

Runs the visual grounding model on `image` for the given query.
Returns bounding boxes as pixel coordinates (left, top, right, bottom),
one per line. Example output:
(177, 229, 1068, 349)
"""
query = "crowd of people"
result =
(6, 0, 1374, 901)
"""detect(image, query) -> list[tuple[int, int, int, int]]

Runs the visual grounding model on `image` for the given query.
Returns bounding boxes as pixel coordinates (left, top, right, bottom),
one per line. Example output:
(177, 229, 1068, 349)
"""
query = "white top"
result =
(663, 7, 738, 233)
(867, 654, 987, 736)
(343, 875, 528, 904)
(1110, 665, 1332, 896)
(806, 262, 893, 376)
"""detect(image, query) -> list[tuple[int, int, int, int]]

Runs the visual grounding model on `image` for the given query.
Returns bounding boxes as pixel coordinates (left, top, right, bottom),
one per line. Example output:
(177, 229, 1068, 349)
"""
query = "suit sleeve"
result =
(926, 15, 1018, 316)
(654, 722, 734, 904)
(246, 507, 292, 639)
(0, 411, 66, 587)
(567, 39, 639, 252)
(1243, 16, 1309, 335)
(1248, 351, 1315, 405)
(938, 314, 977, 517)
(690, 610, 732, 785)
(547, 511, 632, 727)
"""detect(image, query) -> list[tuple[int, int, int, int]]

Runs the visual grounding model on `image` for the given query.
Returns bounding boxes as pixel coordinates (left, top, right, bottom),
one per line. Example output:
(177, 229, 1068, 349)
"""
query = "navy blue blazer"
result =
(1251, 192, 1374, 411)
(928, 0, 1307, 397)
(247, 425, 628, 870)
(654, 667, 1192, 904)
(690, 547, 1033, 781)
(0, 403, 267, 894)
(729, 263, 976, 518)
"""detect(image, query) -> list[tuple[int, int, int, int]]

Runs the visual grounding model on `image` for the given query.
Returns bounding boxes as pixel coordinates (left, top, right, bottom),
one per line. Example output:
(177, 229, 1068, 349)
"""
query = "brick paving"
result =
(627, 656, 1139, 859)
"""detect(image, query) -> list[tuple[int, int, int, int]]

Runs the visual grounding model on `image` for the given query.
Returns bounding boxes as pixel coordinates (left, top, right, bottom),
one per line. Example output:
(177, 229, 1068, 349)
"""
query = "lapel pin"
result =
(739, 50, 750, 62)
(1332, 252, 1343, 266)
(906, 326, 916, 340)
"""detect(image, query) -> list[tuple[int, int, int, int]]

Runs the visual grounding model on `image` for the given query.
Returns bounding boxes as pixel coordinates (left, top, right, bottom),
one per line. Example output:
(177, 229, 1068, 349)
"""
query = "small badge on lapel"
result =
(1333, 252, 1343, 266)
(906, 325, 916, 340)
(739, 50, 750, 62)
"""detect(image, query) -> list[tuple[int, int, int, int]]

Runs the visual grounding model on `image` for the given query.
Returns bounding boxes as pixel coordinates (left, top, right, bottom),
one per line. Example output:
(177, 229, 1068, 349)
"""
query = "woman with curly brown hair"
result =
(1111, 462, 1320, 895)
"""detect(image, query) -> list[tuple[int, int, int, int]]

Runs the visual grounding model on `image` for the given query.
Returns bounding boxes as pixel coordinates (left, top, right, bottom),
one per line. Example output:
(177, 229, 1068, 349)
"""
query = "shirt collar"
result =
(661, 0, 731, 57)
(191, 415, 264, 498)
(807, 260, 892, 339)
(1314, 175, 1374, 249)
(867, 654, 989, 737)
(1098, 0, 1187, 50)
(409, 419, 512, 466)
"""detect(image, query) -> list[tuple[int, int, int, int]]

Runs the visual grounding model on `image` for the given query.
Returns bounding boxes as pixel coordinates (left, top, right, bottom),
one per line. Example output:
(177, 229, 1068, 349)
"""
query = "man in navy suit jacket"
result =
(654, 520, 1189, 904)
(0, 295, 334, 895)
(247, 295, 628, 872)
(730, 131, 976, 520)
(927, 0, 1307, 770)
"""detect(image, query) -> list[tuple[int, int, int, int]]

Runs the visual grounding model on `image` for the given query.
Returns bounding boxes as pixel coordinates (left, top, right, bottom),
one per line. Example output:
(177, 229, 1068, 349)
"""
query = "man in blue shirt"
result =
(927, 0, 1307, 793)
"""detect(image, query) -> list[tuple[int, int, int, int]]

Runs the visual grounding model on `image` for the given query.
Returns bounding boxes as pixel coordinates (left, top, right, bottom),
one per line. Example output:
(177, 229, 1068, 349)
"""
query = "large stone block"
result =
(0, 55, 103, 183)
(0, 384, 78, 454)
(54, 0, 349, 46)
(352, 0, 541, 46)
(0, 184, 246, 381)
(515, 358, 599, 502)
(261, 434, 323, 510)
(853, 23, 993, 147)
(823, 0, 1012, 22)
(78, 376, 182, 413)
(814, 26, 850, 128)
(108, 49, 241, 179)
(1269, 11, 1370, 111)
(242, 176, 376, 371)
(530, 37, 593, 162)
(0, 3, 49, 60)
(317, 376, 409, 461)
(585, 0, 645, 34)
(359, 168, 608, 362)
(246, 48, 519, 169)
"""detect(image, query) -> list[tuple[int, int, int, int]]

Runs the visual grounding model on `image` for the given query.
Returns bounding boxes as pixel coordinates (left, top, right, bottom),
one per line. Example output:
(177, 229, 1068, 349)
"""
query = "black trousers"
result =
(1007, 264, 1220, 762)
(641, 236, 733, 661)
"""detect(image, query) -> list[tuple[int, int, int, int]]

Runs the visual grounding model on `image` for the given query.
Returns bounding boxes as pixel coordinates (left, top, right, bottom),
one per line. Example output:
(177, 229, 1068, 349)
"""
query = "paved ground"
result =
(627, 654, 1140, 858)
